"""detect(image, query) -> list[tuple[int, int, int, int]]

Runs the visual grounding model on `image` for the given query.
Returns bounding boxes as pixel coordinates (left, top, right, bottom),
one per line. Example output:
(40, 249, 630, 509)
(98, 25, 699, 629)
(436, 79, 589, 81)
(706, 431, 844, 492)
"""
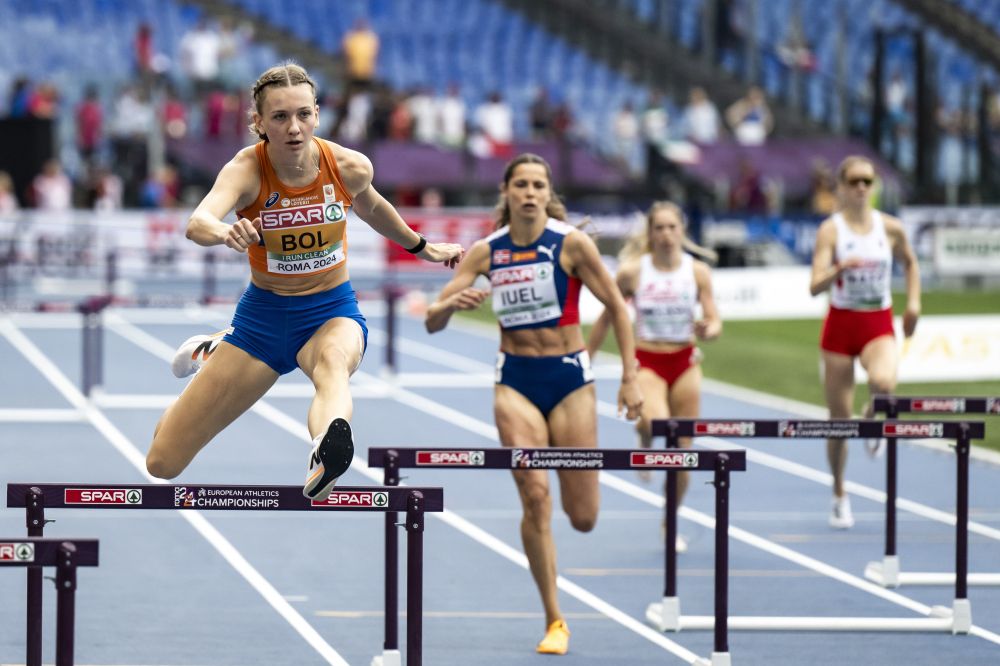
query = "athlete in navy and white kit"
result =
(588, 201, 721, 552)
(426, 153, 642, 656)
(810, 155, 920, 529)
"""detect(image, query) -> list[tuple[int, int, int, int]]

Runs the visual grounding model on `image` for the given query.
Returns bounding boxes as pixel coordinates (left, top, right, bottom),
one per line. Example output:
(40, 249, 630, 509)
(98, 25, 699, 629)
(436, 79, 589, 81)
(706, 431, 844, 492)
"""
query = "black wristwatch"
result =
(406, 233, 427, 254)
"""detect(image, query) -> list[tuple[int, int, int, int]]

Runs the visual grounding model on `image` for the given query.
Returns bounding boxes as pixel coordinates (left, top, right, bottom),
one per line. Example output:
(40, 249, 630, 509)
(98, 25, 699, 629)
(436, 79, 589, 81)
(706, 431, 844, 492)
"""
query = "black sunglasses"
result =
(846, 176, 874, 187)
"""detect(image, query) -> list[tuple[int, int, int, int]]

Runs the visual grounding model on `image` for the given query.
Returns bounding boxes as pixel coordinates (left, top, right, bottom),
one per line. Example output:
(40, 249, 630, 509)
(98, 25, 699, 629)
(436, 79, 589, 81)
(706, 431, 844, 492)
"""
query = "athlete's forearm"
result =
(185, 212, 230, 247)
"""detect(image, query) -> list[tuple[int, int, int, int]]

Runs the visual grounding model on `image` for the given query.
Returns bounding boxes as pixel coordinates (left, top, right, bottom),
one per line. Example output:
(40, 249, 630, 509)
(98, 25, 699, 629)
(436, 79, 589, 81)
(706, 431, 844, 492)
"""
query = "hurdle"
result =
(369, 446, 746, 666)
(865, 395, 1000, 588)
(0, 537, 99, 666)
(7, 483, 444, 666)
(649, 418, 985, 636)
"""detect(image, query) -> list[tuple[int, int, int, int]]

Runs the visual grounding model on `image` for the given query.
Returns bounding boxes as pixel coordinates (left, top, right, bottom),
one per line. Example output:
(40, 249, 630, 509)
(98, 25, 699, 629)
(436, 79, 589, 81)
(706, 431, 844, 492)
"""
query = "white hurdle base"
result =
(647, 598, 971, 633)
(693, 652, 732, 666)
(646, 596, 681, 632)
(370, 649, 402, 666)
(866, 558, 1000, 587)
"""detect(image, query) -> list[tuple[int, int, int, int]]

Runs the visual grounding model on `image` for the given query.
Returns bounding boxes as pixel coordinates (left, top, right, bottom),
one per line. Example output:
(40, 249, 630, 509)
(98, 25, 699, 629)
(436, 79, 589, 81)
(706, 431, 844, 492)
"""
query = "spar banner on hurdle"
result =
(366, 446, 747, 471)
(6, 484, 444, 512)
(652, 418, 985, 440)
(0, 538, 99, 567)
(873, 395, 1000, 414)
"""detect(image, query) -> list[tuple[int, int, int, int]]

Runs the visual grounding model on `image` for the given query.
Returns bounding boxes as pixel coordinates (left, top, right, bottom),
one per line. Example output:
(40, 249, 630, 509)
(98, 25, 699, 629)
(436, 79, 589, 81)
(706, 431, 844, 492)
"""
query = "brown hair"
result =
(620, 201, 718, 264)
(247, 62, 318, 141)
(836, 155, 876, 183)
(493, 153, 568, 229)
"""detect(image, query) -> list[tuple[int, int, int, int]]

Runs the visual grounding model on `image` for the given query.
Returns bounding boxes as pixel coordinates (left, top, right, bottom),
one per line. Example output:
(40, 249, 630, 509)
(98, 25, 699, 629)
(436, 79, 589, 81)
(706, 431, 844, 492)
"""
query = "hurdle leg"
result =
(712, 454, 731, 666)
(25, 487, 46, 666)
(55, 542, 79, 666)
(952, 428, 972, 634)
(373, 452, 402, 666)
(647, 438, 682, 632)
(406, 491, 426, 666)
(866, 434, 901, 587)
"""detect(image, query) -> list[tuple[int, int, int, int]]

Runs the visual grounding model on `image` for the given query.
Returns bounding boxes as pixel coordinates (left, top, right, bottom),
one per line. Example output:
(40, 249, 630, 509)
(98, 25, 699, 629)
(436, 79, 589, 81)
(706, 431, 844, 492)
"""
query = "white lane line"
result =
(0, 317, 350, 666)
(0, 408, 84, 422)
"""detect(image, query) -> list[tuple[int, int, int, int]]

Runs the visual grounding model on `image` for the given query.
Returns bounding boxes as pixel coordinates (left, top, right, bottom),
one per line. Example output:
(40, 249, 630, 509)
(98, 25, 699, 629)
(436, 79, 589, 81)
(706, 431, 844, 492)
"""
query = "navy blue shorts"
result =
(223, 281, 368, 375)
(495, 350, 594, 418)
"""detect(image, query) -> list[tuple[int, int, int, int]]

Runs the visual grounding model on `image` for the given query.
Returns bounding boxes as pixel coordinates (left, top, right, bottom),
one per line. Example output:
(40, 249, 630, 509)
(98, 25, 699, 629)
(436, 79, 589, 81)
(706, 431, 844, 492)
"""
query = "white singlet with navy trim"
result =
(830, 211, 892, 311)
(634, 253, 697, 343)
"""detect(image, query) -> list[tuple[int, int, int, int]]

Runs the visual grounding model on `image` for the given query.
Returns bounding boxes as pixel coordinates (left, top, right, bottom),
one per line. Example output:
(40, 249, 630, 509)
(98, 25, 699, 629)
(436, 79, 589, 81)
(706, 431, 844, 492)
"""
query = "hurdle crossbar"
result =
(368, 446, 745, 666)
(7, 483, 442, 666)
(867, 395, 1000, 588)
(650, 418, 985, 637)
(1, 537, 99, 666)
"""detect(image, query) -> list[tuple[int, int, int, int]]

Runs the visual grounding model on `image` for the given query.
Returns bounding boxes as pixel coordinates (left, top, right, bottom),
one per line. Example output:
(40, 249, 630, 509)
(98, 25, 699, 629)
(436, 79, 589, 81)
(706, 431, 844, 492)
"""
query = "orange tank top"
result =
(239, 138, 354, 278)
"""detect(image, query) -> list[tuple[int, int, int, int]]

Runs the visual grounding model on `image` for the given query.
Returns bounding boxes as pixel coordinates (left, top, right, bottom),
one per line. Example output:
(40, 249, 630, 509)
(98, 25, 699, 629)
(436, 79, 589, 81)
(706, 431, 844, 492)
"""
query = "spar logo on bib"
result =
(261, 204, 326, 229)
(325, 202, 345, 221)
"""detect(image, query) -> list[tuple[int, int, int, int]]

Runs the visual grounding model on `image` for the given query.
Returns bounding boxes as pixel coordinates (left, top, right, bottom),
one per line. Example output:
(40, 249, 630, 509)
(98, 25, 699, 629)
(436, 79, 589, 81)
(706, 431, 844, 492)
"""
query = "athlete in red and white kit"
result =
(589, 201, 721, 551)
(810, 155, 920, 529)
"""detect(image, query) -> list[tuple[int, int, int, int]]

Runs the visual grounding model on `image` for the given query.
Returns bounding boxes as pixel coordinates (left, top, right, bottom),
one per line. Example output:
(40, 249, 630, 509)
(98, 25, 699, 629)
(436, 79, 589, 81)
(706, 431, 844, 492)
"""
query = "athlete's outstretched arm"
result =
(186, 148, 262, 253)
(338, 147, 464, 267)
(425, 241, 491, 333)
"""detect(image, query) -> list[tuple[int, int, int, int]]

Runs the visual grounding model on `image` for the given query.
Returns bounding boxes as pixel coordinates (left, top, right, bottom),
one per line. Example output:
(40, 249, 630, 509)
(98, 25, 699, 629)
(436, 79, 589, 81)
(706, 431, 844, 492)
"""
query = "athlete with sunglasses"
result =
(809, 155, 920, 529)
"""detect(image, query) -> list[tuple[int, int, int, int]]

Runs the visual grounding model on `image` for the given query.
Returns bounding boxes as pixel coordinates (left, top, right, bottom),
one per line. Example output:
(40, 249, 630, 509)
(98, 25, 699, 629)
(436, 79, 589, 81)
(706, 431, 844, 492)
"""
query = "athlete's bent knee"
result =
(145, 453, 182, 480)
(568, 511, 597, 533)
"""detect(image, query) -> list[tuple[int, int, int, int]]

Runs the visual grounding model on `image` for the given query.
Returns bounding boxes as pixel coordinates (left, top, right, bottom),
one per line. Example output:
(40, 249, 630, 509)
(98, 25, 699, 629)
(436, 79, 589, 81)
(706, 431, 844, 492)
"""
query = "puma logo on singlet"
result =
(562, 356, 580, 367)
(537, 244, 557, 261)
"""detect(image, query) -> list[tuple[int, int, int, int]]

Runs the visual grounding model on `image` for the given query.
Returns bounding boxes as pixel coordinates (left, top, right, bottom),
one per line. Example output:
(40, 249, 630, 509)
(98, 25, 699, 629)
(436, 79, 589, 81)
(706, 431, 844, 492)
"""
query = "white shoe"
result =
(829, 496, 855, 529)
(865, 438, 887, 459)
(171, 328, 231, 378)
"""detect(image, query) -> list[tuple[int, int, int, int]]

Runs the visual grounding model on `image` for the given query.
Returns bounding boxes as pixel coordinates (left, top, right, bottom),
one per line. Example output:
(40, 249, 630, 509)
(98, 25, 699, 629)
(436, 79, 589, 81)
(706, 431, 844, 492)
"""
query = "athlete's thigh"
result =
(859, 335, 898, 389)
(297, 317, 365, 382)
(667, 364, 702, 419)
(548, 384, 599, 508)
(152, 342, 279, 459)
(822, 350, 855, 418)
(638, 368, 670, 420)
(495, 385, 551, 496)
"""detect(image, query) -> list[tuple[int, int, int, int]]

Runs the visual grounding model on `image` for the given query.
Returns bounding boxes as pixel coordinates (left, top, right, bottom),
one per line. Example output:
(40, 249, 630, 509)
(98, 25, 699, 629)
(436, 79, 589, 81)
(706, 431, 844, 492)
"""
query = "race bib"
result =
(491, 262, 561, 327)
(259, 202, 346, 276)
(841, 259, 889, 308)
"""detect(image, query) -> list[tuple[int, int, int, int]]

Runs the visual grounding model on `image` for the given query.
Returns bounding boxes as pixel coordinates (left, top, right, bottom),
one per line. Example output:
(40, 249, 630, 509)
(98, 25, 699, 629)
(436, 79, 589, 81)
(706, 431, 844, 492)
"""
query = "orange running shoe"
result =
(536, 619, 570, 655)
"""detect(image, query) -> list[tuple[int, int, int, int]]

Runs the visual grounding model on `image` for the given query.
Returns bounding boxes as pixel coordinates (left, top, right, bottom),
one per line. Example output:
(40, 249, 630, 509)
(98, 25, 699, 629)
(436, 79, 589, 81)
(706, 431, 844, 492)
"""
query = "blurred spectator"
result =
(729, 158, 767, 213)
(110, 84, 154, 205)
(339, 91, 372, 142)
(217, 16, 255, 90)
(342, 18, 380, 96)
(435, 84, 466, 150)
(7, 78, 32, 118)
(76, 84, 104, 166)
(726, 86, 772, 146)
(0, 171, 20, 213)
(937, 105, 964, 204)
(134, 22, 155, 83)
(809, 159, 837, 215)
(715, 0, 745, 69)
(369, 85, 396, 140)
(611, 101, 640, 174)
(388, 92, 414, 141)
(141, 164, 181, 208)
(407, 86, 437, 144)
(683, 87, 721, 145)
(641, 90, 670, 148)
(884, 70, 910, 165)
(31, 159, 73, 210)
(178, 19, 221, 98)
(85, 164, 123, 211)
(551, 102, 573, 140)
(162, 84, 188, 140)
(529, 88, 554, 139)
(27, 82, 59, 120)
(470, 91, 513, 158)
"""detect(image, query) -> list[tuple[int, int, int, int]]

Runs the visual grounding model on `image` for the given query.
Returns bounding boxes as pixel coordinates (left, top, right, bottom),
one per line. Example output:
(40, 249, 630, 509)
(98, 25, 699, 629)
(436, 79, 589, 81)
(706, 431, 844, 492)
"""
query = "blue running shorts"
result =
(495, 350, 594, 418)
(223, 281, 368, 375)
